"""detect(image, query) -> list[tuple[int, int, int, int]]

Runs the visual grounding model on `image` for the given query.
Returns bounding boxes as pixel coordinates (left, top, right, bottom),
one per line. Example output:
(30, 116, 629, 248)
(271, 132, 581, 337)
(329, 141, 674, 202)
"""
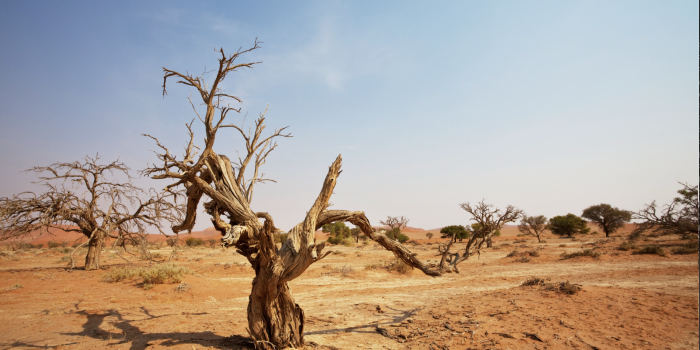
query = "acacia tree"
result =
(633, 182, 698, 239)
(460, 200, 523, 248)
(581, 204, 632, 237)
(518, 215, 548, 242)
(144, 42, 480, 349)
(547, 213, 590, 238)
(0, 156, 182, 270)
(380, 215, 409, 241)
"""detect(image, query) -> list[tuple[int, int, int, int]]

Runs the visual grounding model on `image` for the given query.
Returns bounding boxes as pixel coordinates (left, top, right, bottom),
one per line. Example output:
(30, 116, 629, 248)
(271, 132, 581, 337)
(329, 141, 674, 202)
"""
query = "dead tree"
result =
(633, 182, 698, 239)
(0, 155, 183, 270)
(518, 215, 548, 242)
(144, 41, 477, 349)
(460, 200, 523, 248)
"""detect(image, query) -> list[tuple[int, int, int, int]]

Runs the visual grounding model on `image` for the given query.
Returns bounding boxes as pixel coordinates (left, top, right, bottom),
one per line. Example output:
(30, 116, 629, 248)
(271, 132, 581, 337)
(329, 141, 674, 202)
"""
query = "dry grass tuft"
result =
(521, 277, 545, 286)
(101, 263, 191, 287)
(0, 283, 24, 293)
(617, 241, 638, 251)
(560, 249, 600, 260)
(365, 258, 411, 274)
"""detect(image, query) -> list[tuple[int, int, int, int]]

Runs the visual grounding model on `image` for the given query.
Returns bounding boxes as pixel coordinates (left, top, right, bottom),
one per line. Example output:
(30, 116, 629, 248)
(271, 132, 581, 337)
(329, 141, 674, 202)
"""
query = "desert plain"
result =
(0, 225, 697, 350)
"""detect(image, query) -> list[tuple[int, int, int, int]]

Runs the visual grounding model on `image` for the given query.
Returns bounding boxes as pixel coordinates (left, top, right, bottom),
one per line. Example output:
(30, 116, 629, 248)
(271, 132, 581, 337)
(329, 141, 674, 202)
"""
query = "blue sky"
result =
(0, 1, 697, 232)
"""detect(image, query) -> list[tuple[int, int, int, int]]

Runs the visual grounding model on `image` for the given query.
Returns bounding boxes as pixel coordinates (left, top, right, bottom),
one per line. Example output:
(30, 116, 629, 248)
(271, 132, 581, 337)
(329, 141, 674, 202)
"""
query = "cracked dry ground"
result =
(0, 235, 697, 350)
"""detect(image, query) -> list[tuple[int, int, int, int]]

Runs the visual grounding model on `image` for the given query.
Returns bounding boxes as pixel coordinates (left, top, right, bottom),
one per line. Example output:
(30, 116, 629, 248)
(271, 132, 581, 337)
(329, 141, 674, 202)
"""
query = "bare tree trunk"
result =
(85, 235, 102, 270)
(248, 273, 304, 349)
(486, 237, 493, 248)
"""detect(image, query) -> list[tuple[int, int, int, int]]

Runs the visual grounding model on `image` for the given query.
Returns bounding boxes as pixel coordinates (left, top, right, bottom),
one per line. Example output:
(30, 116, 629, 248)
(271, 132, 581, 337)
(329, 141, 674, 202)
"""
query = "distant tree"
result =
(581, 204, 632, 238)
(440, 225, 470, 242)
(518, 215, 548, 242)
(425, 232, 434, 240)
(547, 214, 590, 238)
(380, 216, 410, 242)
(323, 221, 352, 244)
(460, 201, 523, 248)
(165, 236, 178, 247)
(350, 227, 365, 243)
(633, 182, 698, 239)
(0, 156, 183, 270)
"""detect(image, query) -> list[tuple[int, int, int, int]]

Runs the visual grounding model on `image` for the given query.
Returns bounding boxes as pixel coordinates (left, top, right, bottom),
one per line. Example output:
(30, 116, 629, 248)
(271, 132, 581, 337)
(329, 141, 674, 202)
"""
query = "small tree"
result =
(440, 225, 470, 242)
(460, 200, 523, 248)
(633, 182, 698, 239)
(518, 215, 548, 242)
(425, 232, 434, 240)
(547, 214, 590, 238)
(581, 204, 632, 237)
(323, 221, 351, 244)
(0, 156, 182, 270)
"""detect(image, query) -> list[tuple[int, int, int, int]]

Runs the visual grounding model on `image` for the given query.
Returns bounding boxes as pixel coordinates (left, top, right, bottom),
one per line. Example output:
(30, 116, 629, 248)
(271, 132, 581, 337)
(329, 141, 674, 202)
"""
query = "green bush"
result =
(341, 238, 355, 247)
(633, 246, 666, 256)
(185, 237, 203, 247)
(560, 249, 601, 259)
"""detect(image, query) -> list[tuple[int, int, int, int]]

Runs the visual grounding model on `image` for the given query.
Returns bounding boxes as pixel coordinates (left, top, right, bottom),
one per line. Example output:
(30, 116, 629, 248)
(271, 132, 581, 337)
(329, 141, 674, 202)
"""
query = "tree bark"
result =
(248, 272, 304, 349)
(84, 235, 102, 270)
(486, 237, 493, 248)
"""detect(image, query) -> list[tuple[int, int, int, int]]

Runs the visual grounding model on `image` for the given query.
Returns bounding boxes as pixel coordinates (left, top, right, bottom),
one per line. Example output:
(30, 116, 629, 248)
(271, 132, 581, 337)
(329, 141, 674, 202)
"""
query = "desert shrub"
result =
(513, 239, 527, 243)
(327, 236, 343, 245)
(544, 281, 581, 295)
(672, 241, 698, 255)
(141, 263, 190, 284)
(617, 241, 638, 251)
(341, 238, 355, 247)
(47, 241, 62, 249)
(365, 258, 411, 274)
(558, 244, 567, 247)
(515, 256, 531, 263)
(101, 267, 141, 283)
(538, 240, 548, 243)
(560, 249, 601, 260)
(521, 277, 545, 287)
(185, 237, 203, 247)
(102, 263, 190, 287)
(507, 250, 539, 258)
(633, 245, 666, 257)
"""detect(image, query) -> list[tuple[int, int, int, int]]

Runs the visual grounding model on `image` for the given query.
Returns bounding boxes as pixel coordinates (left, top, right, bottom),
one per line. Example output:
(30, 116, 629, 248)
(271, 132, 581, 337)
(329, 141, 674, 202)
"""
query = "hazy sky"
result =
(0, 1, 697, 232)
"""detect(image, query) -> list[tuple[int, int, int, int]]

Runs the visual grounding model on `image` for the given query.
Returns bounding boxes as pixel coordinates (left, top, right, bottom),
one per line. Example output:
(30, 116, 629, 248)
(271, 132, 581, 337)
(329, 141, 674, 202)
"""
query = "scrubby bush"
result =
(506, 249, 539, 258)
(102, 263, 191, 287)
(365, 258, 411, 274)
(341, 238, 355, 247)
(672, 241, 698, 255)
(617, 241, 638, 251)
(185, 237, 203, 247)
(633, 245, 666, 256)
(544, 281, 581, 295)
(47, 241, 62, 249)
(521, 276, 545, 286)
(560, 249, 601, 259)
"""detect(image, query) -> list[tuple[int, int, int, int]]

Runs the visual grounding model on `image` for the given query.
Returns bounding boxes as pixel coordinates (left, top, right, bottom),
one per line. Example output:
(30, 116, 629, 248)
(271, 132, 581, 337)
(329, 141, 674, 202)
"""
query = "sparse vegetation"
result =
(581, 204, 632, 238)
(617, 241, 638, 251)
(633, 245, 666, 257)
(0, 283, 24, 293)
(547, 214, 590, 237)
(101, 263, 191, 287)
(672, 241, 698, 255)
(544, 281, 581, 295)
(560, 249, 601, 259)
(365, 258, 412, 274)
(518, 215, 548, 242)
(521, 276, 545, 286)
(507, 249, 539, 258)
(185, 237, 204, 247)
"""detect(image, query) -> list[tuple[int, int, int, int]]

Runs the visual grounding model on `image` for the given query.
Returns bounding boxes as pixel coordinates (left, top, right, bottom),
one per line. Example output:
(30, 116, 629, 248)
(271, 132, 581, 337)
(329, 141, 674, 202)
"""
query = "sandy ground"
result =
(0, 234, 697, 350)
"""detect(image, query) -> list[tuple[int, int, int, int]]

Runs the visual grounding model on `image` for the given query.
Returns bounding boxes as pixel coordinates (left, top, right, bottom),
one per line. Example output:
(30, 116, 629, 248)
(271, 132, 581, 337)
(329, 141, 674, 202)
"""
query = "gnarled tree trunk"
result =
(248, 272, 304, 348)
(84, 234, 102, 270)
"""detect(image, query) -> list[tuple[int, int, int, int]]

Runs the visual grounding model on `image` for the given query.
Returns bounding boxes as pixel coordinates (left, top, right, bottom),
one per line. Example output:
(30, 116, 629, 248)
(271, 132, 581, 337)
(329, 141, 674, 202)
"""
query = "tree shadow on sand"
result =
(1, 304, 254, 350)
(305, 306, 421, 336)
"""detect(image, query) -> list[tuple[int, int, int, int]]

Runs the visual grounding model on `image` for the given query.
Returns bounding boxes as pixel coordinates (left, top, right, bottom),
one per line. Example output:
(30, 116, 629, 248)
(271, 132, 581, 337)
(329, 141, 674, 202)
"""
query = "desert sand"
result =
(0, 227, 697, 350)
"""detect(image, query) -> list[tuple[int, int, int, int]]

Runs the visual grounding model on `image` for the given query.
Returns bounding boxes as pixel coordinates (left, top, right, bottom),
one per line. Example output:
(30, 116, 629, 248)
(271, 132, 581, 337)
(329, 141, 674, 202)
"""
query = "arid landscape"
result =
(0, 225, 697, 350)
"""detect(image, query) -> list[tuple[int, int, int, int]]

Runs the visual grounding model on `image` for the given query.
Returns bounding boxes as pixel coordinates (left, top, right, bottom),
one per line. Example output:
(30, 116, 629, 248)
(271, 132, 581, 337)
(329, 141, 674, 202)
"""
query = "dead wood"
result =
(144, 42, 497, 349)
(0, 155, 183, 270)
